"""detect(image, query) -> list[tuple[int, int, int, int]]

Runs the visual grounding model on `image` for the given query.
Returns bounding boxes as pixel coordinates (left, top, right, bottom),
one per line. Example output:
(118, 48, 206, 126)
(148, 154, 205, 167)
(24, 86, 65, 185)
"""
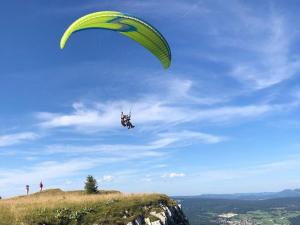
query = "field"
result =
(0, 189, 175, 225)
(176, 197, 300, 225)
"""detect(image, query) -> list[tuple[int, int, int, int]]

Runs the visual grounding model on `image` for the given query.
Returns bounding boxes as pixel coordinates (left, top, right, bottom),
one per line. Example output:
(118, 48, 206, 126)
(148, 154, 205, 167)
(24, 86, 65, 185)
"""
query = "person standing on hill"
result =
(26, 185, 30, 195)
(39, 181, 43, 192)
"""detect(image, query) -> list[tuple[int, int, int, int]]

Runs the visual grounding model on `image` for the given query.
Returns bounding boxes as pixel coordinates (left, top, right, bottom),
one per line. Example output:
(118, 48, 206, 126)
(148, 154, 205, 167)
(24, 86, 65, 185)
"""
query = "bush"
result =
(84, 175, 98, 194)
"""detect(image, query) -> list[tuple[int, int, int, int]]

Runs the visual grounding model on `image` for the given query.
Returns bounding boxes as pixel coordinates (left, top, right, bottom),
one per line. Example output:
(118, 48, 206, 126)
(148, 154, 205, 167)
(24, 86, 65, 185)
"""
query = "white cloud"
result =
(150, 155, 300, 195)
(35, 97, 190, 131)
(98, 175, 114, 183)
(38, 130, 224, 158)
(180, 2, 300, 90)
(0, 159, 95, 190)
(0, 132, 38, 147)
(37, 102, 116, 130)
(165, 79, 227, 105)
(64, 180, 73, 185)
(190, 155, 300, 183)
(0, 151, 163, 197)
(34, 70, 298, 133)
(162, 172, 186, 178)
(193, 104, 275, 122)
(226, 9, 300, 89)
(37, 99, 283, 132)
(142, 177, 152, 182)
(155, 131, 226, 145)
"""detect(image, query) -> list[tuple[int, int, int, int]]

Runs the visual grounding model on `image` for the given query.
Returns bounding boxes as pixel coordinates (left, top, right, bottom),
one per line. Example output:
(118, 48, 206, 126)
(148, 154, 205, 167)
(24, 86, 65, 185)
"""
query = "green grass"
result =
(0, 189, 176, 225)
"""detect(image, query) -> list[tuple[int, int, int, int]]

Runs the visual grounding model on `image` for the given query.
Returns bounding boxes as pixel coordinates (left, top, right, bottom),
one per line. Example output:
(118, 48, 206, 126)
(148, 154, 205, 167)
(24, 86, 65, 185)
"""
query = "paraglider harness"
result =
(121, 112, 135, 129)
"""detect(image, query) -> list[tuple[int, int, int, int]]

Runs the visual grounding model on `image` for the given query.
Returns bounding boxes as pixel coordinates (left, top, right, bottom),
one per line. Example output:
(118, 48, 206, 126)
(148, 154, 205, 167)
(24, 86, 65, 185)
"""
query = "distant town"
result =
(217, 212, 288, 225)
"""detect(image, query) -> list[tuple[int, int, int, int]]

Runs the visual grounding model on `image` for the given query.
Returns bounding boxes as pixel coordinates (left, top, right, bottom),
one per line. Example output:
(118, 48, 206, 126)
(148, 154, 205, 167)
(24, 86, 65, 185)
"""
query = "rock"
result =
(145, 218, 151, 225)
(128, 204, 189, 225)
(135, 216, 143, 225)
(152, 220, 162, 225)
(127, 216, 144, 225)
(150, 211, 167, 224)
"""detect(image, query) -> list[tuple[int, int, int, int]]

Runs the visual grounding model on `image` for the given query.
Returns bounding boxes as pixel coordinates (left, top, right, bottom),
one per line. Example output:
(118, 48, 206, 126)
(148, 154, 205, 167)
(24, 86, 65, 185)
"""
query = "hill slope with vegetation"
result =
(0, 189, 188, 225)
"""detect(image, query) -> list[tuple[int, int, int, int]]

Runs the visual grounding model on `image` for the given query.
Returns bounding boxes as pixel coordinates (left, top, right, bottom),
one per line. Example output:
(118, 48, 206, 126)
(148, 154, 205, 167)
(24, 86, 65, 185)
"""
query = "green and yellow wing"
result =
(60, 11, 171, 69)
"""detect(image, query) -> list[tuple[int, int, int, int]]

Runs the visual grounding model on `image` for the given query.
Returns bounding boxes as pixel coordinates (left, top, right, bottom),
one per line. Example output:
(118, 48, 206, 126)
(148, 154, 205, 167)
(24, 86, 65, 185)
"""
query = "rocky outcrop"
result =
(127, 204, 189, 225)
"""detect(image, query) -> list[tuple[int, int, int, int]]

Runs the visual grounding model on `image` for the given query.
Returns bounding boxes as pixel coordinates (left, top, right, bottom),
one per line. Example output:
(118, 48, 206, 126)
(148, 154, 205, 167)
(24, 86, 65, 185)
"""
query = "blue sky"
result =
(1, 0, 300, 197)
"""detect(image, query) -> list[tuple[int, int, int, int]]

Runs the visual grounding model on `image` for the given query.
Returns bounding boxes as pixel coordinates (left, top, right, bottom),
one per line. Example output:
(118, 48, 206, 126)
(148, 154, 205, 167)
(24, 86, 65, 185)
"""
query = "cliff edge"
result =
(0, 189, 189, 225)
(127, 203, 189, 225)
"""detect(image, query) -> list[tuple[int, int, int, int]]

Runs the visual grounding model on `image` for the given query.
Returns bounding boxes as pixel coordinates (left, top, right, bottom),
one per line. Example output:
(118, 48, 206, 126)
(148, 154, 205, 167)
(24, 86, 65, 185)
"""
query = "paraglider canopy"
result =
(60, 11, 172, 69)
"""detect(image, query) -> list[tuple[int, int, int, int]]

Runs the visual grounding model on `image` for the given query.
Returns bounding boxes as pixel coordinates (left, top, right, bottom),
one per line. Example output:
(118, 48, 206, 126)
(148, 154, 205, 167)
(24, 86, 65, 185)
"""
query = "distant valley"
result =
(174, 189, 300, 225)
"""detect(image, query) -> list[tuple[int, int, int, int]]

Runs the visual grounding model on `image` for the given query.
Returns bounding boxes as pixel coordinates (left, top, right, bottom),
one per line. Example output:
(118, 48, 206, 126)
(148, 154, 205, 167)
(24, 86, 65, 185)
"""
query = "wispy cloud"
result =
(165, 79, 227, 105)
(35, 78, 226, 132)
(230, 14, 300, 89)
(0, 132, 38, 147)
(0, 159, 96, 190)
(36, 96, 289, 133)
(31, 57, 299, 132)
(37, 102, 117, 131)
(43, 143, 166, 157)
(180, 2, 300, 90)
(38, 130, 224, 157)
(98, 175, 114, 183)
(162, 172, 186, 178)
(192, 155, 300, 183)
(0, 150, 163, 196)
(0, 128, 224, 196)
(50, 0, 206, 18)
(155, 131, 226, 145)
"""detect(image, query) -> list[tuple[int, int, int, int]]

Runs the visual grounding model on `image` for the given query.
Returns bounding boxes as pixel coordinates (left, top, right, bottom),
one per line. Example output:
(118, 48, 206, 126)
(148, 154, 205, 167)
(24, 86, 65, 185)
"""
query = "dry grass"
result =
(0, 189, 174, 225)
(2, 192, 160, 210)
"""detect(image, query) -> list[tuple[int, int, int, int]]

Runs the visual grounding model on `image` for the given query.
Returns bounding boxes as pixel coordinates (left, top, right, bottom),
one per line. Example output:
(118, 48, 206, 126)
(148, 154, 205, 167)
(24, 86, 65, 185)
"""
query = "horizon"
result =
(1, 0, 300, 198)
(3, 186, 300, 199)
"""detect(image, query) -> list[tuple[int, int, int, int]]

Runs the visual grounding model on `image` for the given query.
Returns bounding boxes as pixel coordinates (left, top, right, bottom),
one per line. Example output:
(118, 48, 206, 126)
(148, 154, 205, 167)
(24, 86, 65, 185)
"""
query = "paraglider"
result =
(121, 112, 135, 129)
(60, 11, 171, 69)
(60, 11, 172, 129)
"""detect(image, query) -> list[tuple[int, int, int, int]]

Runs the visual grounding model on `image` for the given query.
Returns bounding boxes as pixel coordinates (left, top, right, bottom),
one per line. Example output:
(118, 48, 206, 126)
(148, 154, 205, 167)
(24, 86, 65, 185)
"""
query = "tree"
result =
(84, 175, 98, 194)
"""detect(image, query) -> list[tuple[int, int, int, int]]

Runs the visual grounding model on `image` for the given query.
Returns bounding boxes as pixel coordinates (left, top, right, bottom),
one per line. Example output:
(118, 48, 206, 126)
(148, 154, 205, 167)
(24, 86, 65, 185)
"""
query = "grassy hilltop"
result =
(0, 189, 176, 225)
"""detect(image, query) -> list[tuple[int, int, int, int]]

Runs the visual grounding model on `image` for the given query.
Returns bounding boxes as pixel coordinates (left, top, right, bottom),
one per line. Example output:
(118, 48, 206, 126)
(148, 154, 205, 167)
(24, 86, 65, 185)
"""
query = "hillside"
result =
(0, 189, 189, 225)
